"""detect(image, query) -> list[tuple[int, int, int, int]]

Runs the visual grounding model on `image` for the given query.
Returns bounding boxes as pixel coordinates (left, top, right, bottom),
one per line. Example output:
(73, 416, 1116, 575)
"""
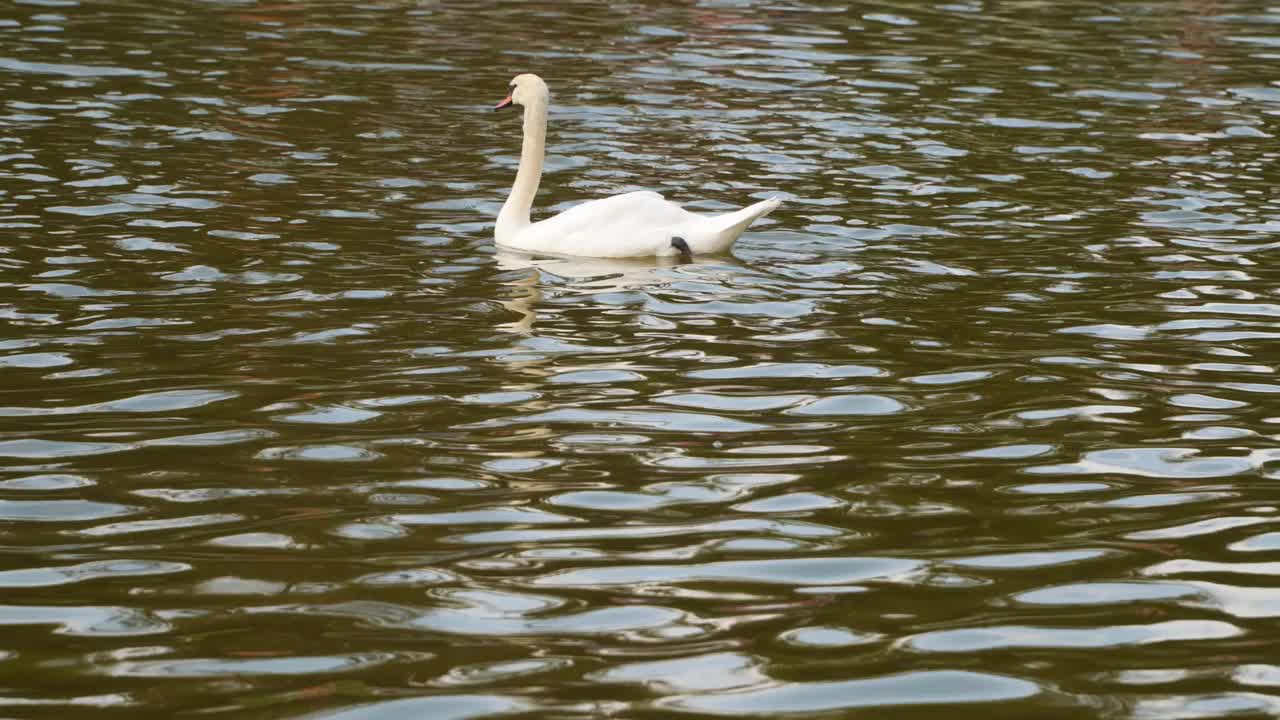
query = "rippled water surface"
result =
(4, 1, 1280, 717)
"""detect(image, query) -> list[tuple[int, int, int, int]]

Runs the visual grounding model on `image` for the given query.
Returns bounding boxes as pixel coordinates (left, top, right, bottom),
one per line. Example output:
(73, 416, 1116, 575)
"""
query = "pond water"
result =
(3, 1, 1280, 718)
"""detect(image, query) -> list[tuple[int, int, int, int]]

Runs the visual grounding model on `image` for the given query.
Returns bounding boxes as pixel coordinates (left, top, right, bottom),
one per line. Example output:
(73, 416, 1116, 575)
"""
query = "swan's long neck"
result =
(496, 98, 547, 243)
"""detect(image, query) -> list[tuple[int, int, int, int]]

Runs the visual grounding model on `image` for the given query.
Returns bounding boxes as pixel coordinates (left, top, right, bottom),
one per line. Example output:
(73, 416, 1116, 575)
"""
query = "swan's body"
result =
(494, 74, 780, 258)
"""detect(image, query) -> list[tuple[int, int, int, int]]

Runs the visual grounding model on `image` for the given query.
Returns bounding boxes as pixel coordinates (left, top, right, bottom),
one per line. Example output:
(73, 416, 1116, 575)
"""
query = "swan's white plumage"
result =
(493, 74, 780, 258)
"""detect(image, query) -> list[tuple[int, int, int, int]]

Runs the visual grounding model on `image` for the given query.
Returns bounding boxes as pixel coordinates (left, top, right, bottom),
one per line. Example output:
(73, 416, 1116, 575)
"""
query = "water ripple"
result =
(3, 0, 1280, 715)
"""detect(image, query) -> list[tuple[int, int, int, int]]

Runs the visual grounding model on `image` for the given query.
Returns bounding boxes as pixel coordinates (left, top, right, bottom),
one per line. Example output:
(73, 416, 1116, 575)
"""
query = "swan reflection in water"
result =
(492, 250, 733, 334)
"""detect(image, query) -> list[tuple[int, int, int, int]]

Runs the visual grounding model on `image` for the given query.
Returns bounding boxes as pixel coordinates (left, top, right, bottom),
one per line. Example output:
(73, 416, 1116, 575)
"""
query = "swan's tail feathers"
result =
(699, 197, 782, 254)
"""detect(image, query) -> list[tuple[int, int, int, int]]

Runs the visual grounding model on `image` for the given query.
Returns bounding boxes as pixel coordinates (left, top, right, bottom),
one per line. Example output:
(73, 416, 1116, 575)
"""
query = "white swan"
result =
(494, 74, 781, 259)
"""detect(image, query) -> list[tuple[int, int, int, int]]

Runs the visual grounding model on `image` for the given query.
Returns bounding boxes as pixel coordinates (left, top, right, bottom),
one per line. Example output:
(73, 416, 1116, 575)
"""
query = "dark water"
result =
(3, 1, 1280, 717)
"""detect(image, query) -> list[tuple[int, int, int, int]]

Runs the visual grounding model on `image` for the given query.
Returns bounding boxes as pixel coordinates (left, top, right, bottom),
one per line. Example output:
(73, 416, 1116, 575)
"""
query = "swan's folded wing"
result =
(507, 191, 699, 257)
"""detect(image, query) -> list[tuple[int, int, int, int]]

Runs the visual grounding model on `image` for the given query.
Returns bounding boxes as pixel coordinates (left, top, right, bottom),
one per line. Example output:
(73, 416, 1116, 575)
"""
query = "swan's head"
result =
(495, 73, 549, 111)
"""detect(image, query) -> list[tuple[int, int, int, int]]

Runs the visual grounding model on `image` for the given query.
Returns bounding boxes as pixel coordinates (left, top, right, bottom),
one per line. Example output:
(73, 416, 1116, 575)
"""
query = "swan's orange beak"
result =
(495, 94, 514, 111)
